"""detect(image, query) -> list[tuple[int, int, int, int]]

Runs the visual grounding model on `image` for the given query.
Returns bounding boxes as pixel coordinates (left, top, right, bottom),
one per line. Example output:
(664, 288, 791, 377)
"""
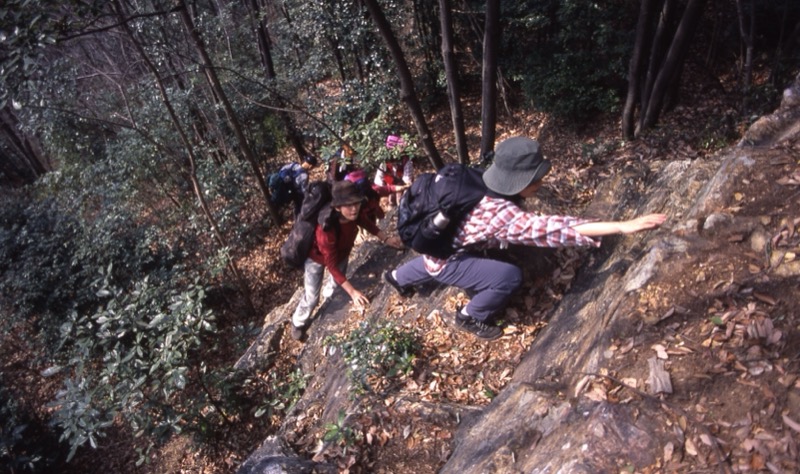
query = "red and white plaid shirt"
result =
(423, 195, 600, 274)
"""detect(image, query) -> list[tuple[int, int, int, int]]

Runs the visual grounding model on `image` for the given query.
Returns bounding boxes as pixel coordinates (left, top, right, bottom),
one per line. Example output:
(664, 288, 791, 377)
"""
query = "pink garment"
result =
(344, 169, 367, 183)
(385, 134, 405, 149)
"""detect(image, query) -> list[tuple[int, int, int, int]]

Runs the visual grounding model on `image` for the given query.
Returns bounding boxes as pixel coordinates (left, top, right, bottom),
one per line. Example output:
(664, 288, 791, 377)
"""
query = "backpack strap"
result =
(317, 204, 338, 231)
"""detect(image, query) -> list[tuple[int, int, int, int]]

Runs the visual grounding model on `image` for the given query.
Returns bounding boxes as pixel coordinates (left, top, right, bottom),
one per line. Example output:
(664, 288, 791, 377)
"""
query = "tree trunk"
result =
(768, 0, 794, 87)
(622, 0, 659, 140)
(0, 107, 51, 185)
(248, 0, 309, 160)
(176, 0, 282, 226)
(735, 0, 754, 92)
(325, 34, 350, 84)
(160, 39, 230, 167)
(641, 0, 706, 131)
(438, 0, 468, 164)
(250, 0, 276, 78)
(361, 0, 444, 170)
(412, 0, 440, 81)
(480, 0, 500, 159)
(638, 0, 675, 135)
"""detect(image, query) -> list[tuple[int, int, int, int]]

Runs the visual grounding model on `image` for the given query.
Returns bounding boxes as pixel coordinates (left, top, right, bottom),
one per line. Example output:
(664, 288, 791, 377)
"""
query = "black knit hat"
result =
(482, 137, 551, 195)
(303, 155, 318, 167)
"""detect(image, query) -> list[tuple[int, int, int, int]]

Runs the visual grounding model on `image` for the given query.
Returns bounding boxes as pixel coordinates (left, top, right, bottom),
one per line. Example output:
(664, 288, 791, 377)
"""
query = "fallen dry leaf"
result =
(742, 438, 758, 452)
(666, 346, 694, 355)
(750, 452, 766, 470)
(619, 338, 635, 354)
(574, 375, 592, 398)
(747, 317, 775, 341)
(652, 344, 669, 360)
(775, 170, 800, 185)
(752, 292, 777, 305)
(584, 385, 608, 402)
(685, 437, 698, 456)
(646, 357, 673, 394)
(663, 441, 674, 462)
(782, 413, 800, 433)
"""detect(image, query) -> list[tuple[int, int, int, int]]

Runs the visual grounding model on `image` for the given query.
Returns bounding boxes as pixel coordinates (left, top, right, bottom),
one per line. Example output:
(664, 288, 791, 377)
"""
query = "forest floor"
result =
(58, 70, 800, 473)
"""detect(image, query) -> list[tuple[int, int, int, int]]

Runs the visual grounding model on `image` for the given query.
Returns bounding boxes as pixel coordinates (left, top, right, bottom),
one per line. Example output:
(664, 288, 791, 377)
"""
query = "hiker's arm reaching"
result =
(571, 214, 667, 237)
(341, 280, 369, 308)
(377, 230, 404, 249)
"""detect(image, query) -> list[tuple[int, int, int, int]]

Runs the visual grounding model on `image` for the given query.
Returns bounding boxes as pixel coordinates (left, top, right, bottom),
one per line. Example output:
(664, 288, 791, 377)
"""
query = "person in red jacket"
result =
(290, 180, 403, 341)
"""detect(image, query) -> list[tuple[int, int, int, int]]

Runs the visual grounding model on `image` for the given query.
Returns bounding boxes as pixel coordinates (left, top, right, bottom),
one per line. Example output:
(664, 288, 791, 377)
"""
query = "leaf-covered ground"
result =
(52, 70, 800, 473)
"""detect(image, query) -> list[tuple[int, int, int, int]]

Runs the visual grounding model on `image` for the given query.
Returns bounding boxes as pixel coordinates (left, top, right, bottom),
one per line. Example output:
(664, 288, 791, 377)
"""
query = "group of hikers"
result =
(269, 135, 667, 342)
(268, 138, 413, 219)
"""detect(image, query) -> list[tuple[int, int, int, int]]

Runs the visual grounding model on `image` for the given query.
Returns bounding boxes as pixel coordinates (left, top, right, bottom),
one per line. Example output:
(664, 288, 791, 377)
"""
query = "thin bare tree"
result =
(0, 106, 52, 186)
(438, 0, 468, 164)
(622, 0, 708, 138)
(248, 0, 310, 160)
(113, 0, 254, 313)
(360, 0, 444, 170)
(480, 0, 500, 159)
(176, 0, 282, 225)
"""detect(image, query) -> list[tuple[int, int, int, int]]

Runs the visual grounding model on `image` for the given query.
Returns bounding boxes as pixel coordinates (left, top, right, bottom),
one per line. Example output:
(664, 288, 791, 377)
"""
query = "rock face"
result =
(238, 75, 800, 473)
(436, 75, 800, 473)
(441, 384, 673, 474)
(237, 436, 330, 474)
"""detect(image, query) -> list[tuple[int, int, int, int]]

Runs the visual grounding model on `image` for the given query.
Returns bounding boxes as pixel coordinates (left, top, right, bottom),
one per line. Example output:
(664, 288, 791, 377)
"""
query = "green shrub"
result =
(0, 191, 182, 354)
(325, 322, 419, 395)
(0, 374, 52, 471)
(0, 196, 82, 323)
(323, 409, 361, 455)
(253, 368, 309, 419)
(499, 0, 635, 122)
(0, 188, 227, 463)
(49, 275, 216, 461)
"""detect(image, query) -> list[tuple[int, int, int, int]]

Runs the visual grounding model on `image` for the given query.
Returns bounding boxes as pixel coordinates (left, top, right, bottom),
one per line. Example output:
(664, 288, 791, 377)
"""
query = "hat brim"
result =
(331, 196, 364, 207)
(483, 160, 551, 196)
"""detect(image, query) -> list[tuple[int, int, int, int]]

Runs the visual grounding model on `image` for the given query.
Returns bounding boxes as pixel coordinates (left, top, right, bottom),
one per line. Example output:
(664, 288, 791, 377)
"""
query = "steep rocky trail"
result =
(234, 78, 800, 473)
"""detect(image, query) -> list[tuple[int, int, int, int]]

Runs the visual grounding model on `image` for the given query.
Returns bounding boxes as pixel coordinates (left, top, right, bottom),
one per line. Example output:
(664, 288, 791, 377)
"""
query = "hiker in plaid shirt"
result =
(384, 136, 666, 341)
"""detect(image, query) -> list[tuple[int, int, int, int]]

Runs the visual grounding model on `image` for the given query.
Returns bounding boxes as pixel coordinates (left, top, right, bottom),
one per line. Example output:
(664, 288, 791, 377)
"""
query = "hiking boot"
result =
(384, 271, 414, 297)
(454, 310, 503, 341)
(290, 323, 307, 342)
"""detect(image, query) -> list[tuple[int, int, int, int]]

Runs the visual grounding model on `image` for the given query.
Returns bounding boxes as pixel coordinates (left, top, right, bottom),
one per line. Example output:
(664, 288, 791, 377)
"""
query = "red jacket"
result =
(308, 208, 380, 285)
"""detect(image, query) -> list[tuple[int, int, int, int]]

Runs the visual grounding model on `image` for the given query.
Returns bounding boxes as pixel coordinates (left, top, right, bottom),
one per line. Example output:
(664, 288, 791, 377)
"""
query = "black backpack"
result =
(280, 181, 334, 268)
(397, 164, 487, 259)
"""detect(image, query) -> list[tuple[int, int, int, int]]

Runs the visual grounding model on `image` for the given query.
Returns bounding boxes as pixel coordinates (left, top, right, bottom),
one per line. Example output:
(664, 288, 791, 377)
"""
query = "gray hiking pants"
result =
(393, 254, 522, 322)
(291, 258, 347, 328)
